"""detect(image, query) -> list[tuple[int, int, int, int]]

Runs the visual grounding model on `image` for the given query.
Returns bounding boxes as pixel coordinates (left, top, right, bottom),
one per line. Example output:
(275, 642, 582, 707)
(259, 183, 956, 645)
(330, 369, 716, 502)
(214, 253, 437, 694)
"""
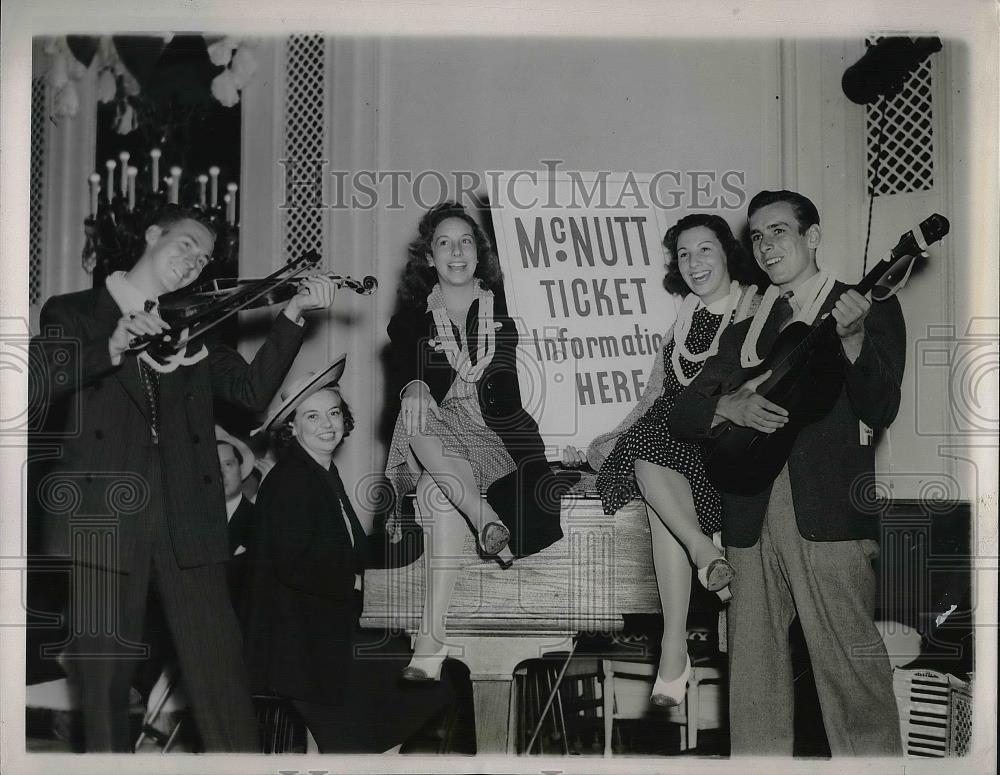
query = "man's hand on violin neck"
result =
(110, 310, 170, 364)
(282, 274, 338, 324)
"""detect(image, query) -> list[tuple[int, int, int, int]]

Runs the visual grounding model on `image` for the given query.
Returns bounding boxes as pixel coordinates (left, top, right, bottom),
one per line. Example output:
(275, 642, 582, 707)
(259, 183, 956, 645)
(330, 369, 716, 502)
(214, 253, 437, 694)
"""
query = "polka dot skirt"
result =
(596, 305, 725, 535)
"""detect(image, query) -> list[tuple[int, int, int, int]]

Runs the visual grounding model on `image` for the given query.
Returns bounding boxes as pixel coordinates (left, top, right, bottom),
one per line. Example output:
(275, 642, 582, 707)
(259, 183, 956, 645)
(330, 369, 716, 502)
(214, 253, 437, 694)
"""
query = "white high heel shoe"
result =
(401, 642, 452, 682)
(650, 654, 691, 707)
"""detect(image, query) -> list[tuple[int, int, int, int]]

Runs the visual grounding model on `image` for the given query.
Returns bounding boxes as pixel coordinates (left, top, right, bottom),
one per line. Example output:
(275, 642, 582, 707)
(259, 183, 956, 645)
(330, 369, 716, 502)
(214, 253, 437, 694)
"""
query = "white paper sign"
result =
(490, 172, 680, 457)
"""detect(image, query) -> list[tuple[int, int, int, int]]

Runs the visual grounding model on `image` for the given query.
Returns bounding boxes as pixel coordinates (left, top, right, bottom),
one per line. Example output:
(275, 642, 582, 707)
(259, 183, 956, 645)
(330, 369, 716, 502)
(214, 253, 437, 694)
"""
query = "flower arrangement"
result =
(206, 37, 258, 108)
(44, 35, 258, 127)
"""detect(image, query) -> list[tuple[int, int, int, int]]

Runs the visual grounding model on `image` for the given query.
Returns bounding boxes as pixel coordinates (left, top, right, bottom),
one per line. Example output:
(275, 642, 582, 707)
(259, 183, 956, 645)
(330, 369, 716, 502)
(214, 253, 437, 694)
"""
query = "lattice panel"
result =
(283, 34, 326, 264)
(865, 36, 935, 196)
(29, 77, 47, 304)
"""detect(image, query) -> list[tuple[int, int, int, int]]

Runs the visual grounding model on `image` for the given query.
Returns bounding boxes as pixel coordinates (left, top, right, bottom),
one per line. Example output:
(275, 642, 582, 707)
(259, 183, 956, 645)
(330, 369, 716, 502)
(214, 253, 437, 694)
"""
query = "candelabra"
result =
(83, 148, 240, 281)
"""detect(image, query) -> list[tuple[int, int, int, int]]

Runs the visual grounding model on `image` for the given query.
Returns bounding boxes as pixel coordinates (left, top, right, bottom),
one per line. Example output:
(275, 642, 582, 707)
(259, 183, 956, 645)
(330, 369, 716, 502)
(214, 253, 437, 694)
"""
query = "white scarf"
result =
(740, 270, 837, 368)
(671, 280, 741, 386)
(427, 283, 496, 383)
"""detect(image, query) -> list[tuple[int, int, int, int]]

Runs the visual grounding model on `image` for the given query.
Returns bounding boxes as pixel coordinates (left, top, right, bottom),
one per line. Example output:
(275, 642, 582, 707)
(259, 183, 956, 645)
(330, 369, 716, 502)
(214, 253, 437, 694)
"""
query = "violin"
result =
(129, 250, 377, 372)
(703, 213, 950, 495)
(158, 271, 378, 320)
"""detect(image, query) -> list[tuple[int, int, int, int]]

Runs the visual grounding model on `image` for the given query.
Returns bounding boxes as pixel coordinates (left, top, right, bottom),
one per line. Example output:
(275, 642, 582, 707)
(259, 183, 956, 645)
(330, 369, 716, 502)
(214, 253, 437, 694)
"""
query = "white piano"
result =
(361, 476, 660, 754)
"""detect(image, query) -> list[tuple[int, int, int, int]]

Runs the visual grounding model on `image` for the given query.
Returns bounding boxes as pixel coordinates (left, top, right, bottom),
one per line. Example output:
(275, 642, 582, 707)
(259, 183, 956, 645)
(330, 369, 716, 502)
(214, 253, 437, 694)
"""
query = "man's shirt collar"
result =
(105, 271, 157, 315)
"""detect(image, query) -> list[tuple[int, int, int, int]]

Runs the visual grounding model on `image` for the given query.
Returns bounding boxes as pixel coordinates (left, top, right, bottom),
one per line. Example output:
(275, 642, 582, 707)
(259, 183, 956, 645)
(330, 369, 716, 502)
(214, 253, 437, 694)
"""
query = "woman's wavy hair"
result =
(275, 387, 356, 447)
(397, 201, 504, 309)
(662, 213, 766, 296)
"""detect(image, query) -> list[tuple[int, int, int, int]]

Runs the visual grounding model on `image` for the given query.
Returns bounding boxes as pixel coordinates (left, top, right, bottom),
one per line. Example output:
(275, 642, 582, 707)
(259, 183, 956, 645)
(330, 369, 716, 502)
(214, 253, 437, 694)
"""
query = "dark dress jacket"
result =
(669, 281, 905, 547)
(386, 293, 564, 556)
(242, 441, 453, 750)
(31, 287, 304, 572)
(243, 441, 369, 704)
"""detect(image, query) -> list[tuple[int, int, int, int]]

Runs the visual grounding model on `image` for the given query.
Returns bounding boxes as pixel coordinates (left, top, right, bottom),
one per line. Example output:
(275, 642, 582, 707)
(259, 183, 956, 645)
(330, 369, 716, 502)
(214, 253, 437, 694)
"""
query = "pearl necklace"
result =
(671, 281, 740, 386)
(428, 284, 496, 383)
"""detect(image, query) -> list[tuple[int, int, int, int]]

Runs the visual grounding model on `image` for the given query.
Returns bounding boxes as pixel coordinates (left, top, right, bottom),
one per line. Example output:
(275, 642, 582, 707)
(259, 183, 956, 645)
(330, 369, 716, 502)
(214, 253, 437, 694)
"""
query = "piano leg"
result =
(449, 634, 573, 756)
(471, 678, 514, 754)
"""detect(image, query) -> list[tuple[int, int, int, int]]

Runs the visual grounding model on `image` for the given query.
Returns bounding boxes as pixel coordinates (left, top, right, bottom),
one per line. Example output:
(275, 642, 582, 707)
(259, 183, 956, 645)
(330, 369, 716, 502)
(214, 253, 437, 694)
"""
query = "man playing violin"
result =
(670, 190, 905, 756)
(31, 206, 337, 751)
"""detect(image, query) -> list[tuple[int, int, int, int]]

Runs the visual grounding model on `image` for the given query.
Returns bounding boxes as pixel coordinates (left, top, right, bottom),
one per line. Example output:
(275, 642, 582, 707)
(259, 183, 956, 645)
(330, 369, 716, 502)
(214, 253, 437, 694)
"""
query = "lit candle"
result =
(119, 151, 130, 196)
(88, 173, 100, 217)
(127, 166, 138, 210)
(150, 148, 161, 193)
(170, 167, 181, 205)
(165, 177, 176, 205)
(105, 159, 116, 202)
(197, 174, 208, 208)
(226, 182, 238, 224)
(209, 166, 220, 207)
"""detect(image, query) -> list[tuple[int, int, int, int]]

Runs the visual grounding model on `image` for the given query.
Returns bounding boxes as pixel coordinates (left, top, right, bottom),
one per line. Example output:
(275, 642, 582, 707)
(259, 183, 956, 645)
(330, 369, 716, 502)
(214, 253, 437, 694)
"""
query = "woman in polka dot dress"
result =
(563, 213, 764, 707)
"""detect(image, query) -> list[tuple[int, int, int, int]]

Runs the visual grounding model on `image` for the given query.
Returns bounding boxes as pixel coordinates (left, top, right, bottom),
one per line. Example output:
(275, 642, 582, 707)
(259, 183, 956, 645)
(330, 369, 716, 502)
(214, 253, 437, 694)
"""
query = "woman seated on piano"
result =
(385, 201, 564, 682)
(242, 360, 452, 752)
(563, 213, 764, 707)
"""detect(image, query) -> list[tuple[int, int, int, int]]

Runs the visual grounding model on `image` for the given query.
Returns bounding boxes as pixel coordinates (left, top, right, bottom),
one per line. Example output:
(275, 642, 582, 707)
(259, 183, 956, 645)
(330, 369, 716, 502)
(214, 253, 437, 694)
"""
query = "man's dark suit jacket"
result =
(386, 295, 564, 556)
(228, 495, 255, 557)
(669, 281, 905, 547)
(227, 495, 255, 609)
(32, 287, 304, 573)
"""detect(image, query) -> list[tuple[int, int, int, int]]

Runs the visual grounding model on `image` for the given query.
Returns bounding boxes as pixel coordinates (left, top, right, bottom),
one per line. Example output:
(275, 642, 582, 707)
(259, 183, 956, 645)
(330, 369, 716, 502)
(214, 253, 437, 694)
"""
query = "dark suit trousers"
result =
(726, 467, 903, 756)
(66, 455, 258, 752)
